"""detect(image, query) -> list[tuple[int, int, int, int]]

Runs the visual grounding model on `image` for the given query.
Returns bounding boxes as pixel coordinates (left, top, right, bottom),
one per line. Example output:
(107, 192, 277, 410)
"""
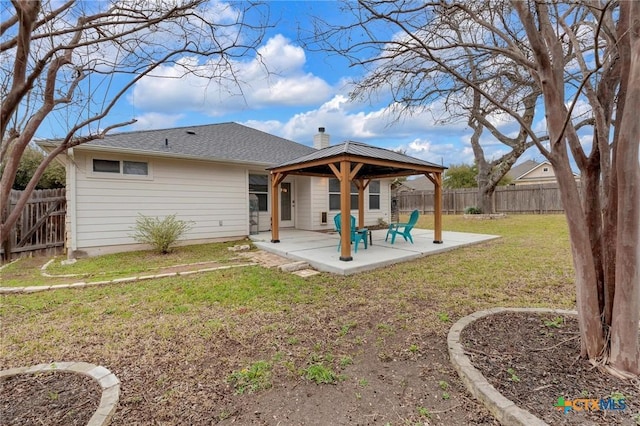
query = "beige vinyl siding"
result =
(310, 177, 330, 229)
(516, 163, 557, 184)
(377, 178, 392, 223)
(74, 151, 249, 251)
(294, 176, 312, 230)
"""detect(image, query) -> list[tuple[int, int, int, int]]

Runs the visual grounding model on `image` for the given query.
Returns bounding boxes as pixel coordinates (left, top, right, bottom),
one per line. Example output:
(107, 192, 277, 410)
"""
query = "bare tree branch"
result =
(1, 0, 270, 248)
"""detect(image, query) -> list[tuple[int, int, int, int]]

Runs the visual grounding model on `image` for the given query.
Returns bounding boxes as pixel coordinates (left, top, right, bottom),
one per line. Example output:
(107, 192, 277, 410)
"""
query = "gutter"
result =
(37, 141, 276, 169)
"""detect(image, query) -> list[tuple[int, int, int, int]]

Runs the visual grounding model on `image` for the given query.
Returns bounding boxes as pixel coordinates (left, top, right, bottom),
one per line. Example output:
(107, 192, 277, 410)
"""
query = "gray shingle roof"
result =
(51, 122, 316, 166)
(506, 159, 540, 180)
(271, 140, 444, 169)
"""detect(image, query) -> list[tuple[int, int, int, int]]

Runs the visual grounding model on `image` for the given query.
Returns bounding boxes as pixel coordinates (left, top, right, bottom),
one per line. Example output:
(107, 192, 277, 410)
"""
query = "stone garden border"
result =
(1, 362, 120, 426)
(448, 307, 577, 426)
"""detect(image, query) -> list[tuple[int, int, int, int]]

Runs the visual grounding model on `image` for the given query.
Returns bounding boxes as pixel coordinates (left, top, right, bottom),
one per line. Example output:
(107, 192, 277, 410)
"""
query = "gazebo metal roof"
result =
(269, 141, 444, 179)
(268, 141, 447, 262)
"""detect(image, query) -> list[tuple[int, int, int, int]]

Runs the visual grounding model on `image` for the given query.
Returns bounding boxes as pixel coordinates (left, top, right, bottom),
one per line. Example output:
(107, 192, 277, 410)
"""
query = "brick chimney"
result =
(313, 127, 330, 149)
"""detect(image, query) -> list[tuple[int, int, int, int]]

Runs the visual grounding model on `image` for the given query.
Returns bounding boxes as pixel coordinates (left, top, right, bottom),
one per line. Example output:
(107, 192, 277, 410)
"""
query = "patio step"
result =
(278, 261, 311, 272)
(291, 269, 321, 278)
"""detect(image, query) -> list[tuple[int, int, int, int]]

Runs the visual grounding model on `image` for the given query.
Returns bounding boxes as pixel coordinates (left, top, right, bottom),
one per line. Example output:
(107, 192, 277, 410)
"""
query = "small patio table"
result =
(357, 228, 372, 246)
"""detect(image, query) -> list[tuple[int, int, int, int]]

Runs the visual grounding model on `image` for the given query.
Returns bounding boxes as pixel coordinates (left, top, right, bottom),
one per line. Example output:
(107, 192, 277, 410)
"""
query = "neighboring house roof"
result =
(39, 122, 316, 167)
(271, 140, 444, 170)
(506, 159, 541, 181)
(395, 176, 435, 192)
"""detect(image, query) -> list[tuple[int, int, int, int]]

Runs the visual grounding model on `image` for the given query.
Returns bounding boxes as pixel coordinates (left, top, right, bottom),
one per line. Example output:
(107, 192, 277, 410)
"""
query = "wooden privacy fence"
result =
(395, 183, 568, 214)
(3, 188, 66, 258)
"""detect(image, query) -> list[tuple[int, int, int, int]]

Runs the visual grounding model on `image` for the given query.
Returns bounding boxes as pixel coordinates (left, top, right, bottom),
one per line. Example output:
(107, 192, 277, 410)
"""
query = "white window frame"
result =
(329, 178, 359, 211)
(249, 174, 269, 212)
(369, 180, 380, 210)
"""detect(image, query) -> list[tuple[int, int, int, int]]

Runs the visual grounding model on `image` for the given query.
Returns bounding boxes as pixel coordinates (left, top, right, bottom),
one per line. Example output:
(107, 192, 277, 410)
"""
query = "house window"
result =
(92, 159, 149, 176)
(543, 167, 549, 172)
(329, 178, 358, 210)
(369, 180, 380, 210)
(93, 159, 120, 173)
(249, 174, 268, 212)
(123, 161, 148, 175)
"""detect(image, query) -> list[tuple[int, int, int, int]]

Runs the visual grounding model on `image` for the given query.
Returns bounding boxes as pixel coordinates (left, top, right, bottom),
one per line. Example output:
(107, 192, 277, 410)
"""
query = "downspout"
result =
(66, 148, 77, 258)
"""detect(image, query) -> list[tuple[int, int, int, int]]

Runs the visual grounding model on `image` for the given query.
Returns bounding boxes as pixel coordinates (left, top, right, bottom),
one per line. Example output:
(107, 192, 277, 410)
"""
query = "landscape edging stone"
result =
(448, 307, 577, 426)
(0, 361, 120, 426)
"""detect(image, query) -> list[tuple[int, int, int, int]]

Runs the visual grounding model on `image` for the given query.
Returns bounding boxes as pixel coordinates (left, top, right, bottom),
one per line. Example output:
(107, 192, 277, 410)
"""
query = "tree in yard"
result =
(443, 164, 477, 189)
(444, 163, 511, 190)
(310, 0, 543, 213)
(11, 145, 65, 190)
(316, 1, 639, 376)
(1, 0, 269, 256)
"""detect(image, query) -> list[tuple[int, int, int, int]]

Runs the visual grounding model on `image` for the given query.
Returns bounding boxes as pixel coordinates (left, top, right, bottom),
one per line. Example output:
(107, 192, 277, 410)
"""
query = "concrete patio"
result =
(249, 228, 500, 275)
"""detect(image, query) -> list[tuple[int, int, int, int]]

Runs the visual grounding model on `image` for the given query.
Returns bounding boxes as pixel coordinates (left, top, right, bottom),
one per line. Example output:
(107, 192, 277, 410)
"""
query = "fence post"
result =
(539, 185, 543, 214)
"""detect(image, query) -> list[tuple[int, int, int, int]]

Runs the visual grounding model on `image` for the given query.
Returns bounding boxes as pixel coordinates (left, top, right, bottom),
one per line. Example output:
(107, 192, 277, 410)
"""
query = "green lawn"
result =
(0, 240, 250, 287)
(2, 213, 575, 351)
(1, 214, 577, 423)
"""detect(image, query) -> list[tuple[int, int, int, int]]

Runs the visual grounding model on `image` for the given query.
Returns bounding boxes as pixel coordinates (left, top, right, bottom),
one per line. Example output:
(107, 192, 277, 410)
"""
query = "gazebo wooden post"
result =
(433, 172, 443, 243)
(339, 160, 352, 261)
(270, 172, 287, 243)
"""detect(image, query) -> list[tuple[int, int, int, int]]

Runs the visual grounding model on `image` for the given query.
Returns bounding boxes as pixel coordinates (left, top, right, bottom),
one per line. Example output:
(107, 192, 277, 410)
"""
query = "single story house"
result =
(506, 159, 580, 185)
(40, 123, 401, 257)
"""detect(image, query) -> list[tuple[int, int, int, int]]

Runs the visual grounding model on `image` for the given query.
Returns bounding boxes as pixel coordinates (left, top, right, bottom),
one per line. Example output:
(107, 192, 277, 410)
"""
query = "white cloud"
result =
(130, 112, 185, 130)
(272, 95, 468, 144)
(242, 119, 283, 135)
(241, 95, 472, 165)
(408, 139, 433, 153)
(129, 35, 333, 115)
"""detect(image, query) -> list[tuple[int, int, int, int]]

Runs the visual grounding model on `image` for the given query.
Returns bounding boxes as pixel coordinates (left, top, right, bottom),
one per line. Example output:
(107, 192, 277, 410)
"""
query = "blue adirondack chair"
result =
(385, 209, 419, 244)
(334, 213, 368, 252)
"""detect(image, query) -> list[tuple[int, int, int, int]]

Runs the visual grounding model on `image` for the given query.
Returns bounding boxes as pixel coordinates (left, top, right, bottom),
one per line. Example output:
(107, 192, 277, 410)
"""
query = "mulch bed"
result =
(461, 311, 639, 425)
(0, 371, 101, 425)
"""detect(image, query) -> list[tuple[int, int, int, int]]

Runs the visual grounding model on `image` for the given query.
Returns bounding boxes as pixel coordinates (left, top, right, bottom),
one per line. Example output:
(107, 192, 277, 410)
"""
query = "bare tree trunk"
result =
(514, 0, 607, 363)
(608, 0, 640, 374)
(475, 157, 493, 214)
(580, 160, 606, 319)
(476, 181, 495, 214)
(553, 155, 605, 358)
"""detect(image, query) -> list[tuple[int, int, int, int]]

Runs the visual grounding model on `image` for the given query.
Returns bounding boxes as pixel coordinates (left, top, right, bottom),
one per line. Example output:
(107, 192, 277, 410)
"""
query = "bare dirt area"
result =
(461, 311, 640, 425)
(215, 335, 497, 425)
(0, 333, 495, 426)
(0, 371, 101, 426)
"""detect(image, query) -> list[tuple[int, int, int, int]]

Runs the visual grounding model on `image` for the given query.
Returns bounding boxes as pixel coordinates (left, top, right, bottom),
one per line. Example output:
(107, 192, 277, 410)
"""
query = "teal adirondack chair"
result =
(334, 213, 368, 252)
(385, 209, 419, 244)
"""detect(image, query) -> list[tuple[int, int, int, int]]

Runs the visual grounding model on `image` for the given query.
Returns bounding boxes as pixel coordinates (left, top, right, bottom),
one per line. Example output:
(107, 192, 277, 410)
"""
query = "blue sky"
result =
(38, 1, 548, 169)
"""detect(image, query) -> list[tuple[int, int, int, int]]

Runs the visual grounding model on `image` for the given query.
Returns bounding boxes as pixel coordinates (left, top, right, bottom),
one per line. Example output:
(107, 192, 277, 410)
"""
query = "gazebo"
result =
(267, 141, 447, 261)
